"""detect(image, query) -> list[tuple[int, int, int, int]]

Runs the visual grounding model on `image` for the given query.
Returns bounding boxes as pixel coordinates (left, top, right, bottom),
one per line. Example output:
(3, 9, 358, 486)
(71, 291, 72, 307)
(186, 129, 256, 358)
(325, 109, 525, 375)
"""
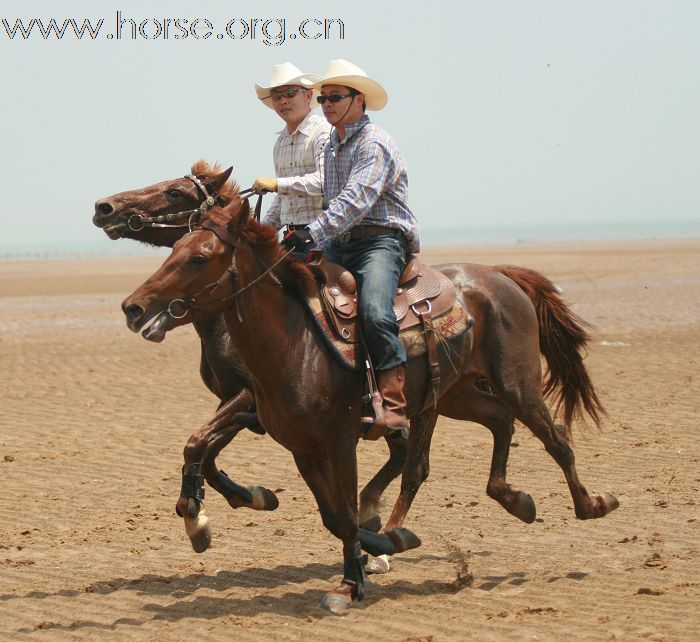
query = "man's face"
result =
(270, 85, 312, 126)
(319, 84, 365, 127)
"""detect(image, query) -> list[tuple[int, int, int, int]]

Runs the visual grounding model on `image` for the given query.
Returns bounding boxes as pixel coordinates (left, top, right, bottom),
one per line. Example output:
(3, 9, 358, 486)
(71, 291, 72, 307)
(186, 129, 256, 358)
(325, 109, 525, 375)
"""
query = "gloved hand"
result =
(282, 228, 313, 253)
(252, 177, 278, 194)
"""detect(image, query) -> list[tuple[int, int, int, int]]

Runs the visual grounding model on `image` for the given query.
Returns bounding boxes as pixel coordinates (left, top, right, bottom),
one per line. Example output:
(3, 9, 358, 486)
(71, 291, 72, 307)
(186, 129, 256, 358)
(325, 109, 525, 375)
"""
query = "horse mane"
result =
(190, 159, 239, 204)
(205, 204, 318, 299)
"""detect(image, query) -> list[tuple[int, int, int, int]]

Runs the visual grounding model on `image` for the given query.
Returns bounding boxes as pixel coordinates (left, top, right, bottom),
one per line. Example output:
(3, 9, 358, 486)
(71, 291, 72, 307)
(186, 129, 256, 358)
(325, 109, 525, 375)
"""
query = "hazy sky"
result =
(1, 0, 698, 251)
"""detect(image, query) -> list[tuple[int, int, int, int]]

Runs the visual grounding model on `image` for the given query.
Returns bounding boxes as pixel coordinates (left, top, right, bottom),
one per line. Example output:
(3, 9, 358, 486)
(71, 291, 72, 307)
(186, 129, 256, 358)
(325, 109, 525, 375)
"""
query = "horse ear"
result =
(224, 196, 251, 233)
(205, 166, 233, 193)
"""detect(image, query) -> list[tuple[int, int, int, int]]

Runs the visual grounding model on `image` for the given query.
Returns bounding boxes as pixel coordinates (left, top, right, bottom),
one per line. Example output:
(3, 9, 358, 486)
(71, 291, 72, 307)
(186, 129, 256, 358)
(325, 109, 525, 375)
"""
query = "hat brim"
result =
(313, 74, 388, 111)
(255, 74, 320, 109)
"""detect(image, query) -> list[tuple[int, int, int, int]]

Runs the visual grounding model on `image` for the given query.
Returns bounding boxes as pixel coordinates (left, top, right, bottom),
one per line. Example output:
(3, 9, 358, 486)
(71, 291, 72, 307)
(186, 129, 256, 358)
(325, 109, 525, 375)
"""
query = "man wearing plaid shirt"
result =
(252, 63, 331, 256)
(284, 60, 420, 440)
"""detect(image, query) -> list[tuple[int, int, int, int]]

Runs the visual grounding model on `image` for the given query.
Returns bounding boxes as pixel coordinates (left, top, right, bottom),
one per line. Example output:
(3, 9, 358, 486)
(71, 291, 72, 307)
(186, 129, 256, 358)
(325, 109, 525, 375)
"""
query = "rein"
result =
(166, 218, 292, 319)
(127, 173, 259, 232)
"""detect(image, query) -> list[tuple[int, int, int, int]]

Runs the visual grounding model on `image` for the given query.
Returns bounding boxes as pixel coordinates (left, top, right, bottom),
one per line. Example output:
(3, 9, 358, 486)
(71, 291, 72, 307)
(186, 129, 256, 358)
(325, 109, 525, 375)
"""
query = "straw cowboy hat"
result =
(255, 62, 320, 109)
(313, 59, 388, 111)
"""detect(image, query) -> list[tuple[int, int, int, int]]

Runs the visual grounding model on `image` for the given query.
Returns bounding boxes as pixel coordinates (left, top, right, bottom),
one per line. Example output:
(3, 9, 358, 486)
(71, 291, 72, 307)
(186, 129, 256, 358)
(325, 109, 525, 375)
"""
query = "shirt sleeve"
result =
(276, 128, 329, 197)
(261, 193, 282, 230)
(308, 137, 397, 244)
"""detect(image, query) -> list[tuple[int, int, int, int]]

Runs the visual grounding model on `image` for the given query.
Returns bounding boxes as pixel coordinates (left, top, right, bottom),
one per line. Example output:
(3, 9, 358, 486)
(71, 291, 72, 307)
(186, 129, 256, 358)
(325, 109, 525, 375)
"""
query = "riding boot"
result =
(364, 365, 409, 441)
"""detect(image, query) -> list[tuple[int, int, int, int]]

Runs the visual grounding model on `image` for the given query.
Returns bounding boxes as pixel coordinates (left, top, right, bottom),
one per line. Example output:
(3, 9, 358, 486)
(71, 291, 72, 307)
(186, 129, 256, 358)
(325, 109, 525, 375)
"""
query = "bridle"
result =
(126, 173, 259, 232)
(165, 218, 294, 321)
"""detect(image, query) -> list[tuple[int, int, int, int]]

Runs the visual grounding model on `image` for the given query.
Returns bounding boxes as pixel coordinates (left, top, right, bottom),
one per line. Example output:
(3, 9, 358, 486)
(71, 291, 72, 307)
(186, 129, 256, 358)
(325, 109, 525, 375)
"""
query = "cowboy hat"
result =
(313, 59, 388, 111)
(255, 62, 320, 109)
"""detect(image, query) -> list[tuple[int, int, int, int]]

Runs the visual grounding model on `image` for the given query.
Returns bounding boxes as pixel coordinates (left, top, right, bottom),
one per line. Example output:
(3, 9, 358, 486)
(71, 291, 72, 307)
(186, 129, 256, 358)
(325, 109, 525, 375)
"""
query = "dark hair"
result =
(345, 87, 366, 112)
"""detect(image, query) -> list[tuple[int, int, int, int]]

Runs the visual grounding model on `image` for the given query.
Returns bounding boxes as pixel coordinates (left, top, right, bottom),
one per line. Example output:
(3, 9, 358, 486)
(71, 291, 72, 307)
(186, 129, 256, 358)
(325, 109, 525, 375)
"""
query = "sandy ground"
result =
(0, 240, 698, 641)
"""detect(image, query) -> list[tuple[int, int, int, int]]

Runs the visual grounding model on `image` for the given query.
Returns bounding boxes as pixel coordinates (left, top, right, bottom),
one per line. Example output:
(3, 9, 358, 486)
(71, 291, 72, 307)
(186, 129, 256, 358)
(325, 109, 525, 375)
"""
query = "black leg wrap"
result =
(217, 469, 254, 503)
(343, 542, 367, 601)
(181, 463, 206, 503)
(358, 528, 396, 556)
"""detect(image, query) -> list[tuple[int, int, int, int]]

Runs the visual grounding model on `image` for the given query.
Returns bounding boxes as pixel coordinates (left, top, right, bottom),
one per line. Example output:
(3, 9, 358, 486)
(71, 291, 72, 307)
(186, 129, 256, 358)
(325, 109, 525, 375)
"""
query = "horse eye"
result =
(167, 189, 182, 198)
(190, 254, 209, 265)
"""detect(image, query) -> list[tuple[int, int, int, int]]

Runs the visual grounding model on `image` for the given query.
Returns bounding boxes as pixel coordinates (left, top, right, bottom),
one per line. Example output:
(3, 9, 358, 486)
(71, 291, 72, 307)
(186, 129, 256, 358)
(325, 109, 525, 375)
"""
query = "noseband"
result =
(127, 173, 257, 232)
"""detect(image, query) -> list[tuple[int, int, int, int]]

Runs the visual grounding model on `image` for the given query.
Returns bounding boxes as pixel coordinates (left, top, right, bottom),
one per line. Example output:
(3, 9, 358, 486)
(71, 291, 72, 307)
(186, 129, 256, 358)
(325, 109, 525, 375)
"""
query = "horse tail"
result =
(494, 265, 605, 430)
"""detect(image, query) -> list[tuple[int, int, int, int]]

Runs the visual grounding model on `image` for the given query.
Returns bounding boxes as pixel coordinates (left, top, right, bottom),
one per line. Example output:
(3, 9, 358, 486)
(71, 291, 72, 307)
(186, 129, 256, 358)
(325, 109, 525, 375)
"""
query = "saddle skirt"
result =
(306, 256, 471, 370)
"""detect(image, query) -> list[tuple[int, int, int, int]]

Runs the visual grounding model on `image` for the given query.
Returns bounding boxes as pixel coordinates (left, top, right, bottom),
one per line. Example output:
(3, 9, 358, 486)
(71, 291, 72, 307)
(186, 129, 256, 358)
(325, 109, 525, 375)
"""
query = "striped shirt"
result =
(308, 115, 420, 253)
(262, 111, 331, 229)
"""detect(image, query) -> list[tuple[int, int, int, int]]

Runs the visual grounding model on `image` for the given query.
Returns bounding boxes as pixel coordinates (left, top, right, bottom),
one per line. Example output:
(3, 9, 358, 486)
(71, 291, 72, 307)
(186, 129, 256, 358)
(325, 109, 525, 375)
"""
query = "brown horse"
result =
(121, 194, 618, 613)
(93, 163, 421, 562)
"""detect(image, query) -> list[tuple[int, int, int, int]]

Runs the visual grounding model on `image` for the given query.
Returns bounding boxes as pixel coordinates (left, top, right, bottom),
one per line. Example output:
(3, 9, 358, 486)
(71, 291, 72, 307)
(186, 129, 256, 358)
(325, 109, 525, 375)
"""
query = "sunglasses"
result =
(316, 92, 357, 104)
(270, 87, 307, 101)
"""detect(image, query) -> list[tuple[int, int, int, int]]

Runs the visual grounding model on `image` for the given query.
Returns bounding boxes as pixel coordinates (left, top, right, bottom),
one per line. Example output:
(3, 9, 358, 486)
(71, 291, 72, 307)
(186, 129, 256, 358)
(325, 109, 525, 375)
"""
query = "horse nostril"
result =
(123, 303, 145, 323)
(96, 201, 114, 216)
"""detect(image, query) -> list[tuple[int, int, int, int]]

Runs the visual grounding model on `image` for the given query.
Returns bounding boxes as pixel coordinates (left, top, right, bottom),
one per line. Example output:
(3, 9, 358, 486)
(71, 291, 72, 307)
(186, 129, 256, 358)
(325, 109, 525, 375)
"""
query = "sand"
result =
(0, 240, 698, 641)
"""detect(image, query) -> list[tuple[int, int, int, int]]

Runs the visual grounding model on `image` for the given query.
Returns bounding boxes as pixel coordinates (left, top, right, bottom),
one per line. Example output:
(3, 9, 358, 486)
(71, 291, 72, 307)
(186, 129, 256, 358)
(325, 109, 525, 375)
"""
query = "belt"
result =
(336, 225, 400, 244)
(286, 223, 309, 231)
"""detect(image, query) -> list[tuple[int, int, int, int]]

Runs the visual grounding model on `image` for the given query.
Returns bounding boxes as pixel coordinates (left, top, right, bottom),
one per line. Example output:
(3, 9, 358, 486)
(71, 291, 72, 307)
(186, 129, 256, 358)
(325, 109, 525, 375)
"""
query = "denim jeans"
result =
(324, 230, 409, 372)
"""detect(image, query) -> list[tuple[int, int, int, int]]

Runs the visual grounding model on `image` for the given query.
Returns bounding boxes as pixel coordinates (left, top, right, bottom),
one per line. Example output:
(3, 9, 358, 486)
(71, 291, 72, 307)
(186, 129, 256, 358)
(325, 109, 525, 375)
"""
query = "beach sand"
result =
(0, 240, 698, 641)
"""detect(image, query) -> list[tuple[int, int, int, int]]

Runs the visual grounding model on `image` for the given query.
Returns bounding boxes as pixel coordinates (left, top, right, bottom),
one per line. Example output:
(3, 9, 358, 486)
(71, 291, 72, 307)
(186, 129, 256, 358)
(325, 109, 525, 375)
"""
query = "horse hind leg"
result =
(471, 390, 536, 523)
(440, 383, 537, 523)
(506, 390, 618, 519)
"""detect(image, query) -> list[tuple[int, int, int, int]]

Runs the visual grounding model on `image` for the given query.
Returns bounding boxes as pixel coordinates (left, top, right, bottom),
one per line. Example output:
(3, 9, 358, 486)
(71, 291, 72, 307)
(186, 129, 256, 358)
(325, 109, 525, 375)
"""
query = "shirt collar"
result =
(276, 110, 317, 137)
(331, 114, 370, 146)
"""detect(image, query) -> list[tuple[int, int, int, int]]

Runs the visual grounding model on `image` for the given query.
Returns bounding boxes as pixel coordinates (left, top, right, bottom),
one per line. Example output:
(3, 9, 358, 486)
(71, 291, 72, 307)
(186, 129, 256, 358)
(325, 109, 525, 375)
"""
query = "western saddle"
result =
(310, 254, 462, 430)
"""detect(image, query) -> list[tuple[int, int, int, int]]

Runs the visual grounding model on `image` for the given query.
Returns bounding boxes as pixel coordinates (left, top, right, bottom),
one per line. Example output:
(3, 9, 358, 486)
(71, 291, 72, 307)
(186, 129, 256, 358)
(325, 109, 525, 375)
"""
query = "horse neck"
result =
(223, 244, 314, 380)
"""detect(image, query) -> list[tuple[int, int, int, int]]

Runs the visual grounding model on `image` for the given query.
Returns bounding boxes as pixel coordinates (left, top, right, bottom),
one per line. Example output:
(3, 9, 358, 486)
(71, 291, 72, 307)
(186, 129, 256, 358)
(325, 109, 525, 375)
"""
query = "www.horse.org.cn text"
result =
(1, 12, 346, 46)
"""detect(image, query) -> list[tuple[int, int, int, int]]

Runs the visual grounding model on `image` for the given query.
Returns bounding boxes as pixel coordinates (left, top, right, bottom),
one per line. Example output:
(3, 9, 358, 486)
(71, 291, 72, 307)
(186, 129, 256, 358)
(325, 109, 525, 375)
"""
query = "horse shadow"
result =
(7, 555, 591, 633)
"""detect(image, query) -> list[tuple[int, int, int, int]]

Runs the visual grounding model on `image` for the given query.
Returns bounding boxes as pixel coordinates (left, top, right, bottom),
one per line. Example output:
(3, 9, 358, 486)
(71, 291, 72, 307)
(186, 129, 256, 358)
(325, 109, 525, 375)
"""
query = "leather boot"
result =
(363, 365, 409, 441)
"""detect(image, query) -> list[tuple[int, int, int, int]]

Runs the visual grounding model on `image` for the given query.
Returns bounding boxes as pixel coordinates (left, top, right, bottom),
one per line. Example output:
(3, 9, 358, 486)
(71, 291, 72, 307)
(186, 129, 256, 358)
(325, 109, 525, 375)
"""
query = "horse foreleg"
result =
(384, 409, 438, 531)
(176, 390, 277, 553)
(359, 431, 408, 531)
(293, 445, 420, 615)
(199, 397, 279, 513)
(293, 449, 364, 615)
(358, 432, 408, 574)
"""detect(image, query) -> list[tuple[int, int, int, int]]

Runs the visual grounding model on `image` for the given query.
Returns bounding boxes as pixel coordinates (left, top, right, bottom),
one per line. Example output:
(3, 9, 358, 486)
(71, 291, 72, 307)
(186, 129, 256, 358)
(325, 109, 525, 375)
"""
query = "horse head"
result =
(121, 197, 252, 342)
(93, 161, 235, 247)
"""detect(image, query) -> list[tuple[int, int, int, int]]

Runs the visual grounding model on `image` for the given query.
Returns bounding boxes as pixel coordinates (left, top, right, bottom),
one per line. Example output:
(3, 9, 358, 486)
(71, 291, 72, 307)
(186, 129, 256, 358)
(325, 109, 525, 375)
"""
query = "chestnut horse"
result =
(121, 194, 618, 613)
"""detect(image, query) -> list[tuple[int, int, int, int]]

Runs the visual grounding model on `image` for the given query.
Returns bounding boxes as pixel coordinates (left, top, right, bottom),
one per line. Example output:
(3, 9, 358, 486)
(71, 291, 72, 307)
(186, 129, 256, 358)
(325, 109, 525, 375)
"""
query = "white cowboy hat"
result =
(255, 62, 320, 109)
(313, 59, 388, 111)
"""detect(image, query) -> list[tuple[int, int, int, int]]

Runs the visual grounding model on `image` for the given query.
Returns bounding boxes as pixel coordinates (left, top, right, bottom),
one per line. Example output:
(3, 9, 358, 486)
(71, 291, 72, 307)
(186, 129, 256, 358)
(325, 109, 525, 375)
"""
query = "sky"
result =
(1, 0, 699, 254)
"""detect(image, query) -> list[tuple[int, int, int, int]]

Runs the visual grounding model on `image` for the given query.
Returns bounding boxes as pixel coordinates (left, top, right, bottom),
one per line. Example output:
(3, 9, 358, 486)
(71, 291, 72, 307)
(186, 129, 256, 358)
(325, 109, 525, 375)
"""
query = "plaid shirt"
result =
(262, 111, 331, 229)
(308, 115, 420, 253)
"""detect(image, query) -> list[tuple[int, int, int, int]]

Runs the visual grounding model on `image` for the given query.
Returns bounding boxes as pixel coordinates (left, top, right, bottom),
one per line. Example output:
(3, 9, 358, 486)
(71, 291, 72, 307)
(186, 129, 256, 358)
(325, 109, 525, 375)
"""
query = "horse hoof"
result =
(190, 525, 212, 553)
(510, 492, 537, 524)
(365, 554, 391, 574)
(320, 592, 352, 616)
(185, 512, 211, 553)
(597, 492, 619, 516)
(249, 486, 279, 511)
(387, 528, 421, 553)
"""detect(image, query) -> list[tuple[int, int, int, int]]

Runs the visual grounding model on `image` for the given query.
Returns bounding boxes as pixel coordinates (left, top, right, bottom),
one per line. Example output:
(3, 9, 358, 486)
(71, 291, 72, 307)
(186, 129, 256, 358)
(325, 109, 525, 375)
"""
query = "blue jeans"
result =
(324, 231, 409, 372)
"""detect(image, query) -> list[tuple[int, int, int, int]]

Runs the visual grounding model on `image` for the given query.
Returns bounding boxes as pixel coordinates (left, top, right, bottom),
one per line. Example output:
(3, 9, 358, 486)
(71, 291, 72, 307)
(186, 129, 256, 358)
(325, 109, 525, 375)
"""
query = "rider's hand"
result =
(282, 229, 313, 253)
(252, 177, 278, 194)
